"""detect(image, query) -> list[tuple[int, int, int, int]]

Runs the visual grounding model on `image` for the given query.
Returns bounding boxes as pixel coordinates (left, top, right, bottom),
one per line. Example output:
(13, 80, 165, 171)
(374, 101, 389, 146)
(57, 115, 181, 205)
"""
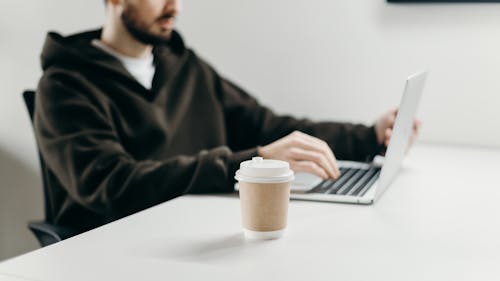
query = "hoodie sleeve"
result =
(217, 77, 382, 162)
(34, 71, 256, 220)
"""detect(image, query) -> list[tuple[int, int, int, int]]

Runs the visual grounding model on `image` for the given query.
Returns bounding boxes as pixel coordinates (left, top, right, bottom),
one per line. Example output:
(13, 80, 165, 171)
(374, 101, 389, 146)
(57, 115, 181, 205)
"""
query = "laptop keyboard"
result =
(307, 167, 381, 197)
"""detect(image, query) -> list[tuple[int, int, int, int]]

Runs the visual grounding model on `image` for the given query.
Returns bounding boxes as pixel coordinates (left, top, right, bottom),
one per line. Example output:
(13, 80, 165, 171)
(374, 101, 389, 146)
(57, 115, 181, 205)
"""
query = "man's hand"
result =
(374, 108, 421, 148)
(257, 131, 340, 180)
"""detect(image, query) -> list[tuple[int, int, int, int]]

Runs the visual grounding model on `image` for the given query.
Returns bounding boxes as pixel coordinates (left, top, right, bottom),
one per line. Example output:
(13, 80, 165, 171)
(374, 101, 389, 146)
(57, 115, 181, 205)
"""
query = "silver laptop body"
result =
(290, 71, 427, 204)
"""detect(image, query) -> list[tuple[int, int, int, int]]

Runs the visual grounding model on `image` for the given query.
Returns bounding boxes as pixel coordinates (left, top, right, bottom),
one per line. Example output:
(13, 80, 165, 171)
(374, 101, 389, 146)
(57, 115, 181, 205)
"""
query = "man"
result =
(34, 0, 420, 232)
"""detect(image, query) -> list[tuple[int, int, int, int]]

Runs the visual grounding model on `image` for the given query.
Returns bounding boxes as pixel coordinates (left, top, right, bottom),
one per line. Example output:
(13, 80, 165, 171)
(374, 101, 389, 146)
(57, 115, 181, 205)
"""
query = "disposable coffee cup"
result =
(235, 157, 294, 239)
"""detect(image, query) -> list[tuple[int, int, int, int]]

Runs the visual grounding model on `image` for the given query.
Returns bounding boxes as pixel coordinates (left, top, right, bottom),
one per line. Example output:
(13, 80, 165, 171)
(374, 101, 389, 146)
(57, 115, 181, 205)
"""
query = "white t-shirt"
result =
(91, 39, 155, 90)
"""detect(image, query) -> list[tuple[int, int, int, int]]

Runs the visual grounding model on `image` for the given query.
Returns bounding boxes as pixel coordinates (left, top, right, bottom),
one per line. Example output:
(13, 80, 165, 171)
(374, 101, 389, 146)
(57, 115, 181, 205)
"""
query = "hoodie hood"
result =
(40, 29, 187, 73)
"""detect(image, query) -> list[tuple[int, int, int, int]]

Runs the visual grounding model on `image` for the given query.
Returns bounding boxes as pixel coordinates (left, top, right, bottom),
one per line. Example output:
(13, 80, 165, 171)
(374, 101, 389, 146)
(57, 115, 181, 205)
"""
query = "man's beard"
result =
(121, 7, 173, 45)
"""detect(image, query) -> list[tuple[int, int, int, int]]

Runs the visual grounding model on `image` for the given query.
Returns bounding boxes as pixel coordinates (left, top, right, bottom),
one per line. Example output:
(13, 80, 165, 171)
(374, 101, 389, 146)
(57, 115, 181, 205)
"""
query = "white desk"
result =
(1, 143, 499, 281)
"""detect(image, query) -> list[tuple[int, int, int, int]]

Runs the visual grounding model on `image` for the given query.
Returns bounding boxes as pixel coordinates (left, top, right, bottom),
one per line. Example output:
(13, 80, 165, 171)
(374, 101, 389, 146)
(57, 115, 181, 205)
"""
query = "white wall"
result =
(179, 0, 500, 148)
(0, 0, 104, 261)
(1, 0, 499, 260)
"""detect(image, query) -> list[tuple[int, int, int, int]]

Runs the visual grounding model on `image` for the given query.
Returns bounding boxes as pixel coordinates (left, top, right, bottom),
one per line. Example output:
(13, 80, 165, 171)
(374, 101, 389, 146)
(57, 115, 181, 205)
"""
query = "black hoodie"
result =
(34, 29, 381, 232)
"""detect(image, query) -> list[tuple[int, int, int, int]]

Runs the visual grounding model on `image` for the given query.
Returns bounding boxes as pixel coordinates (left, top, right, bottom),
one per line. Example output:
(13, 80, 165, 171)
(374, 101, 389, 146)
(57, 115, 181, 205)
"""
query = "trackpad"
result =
(291, 172, 322, 193)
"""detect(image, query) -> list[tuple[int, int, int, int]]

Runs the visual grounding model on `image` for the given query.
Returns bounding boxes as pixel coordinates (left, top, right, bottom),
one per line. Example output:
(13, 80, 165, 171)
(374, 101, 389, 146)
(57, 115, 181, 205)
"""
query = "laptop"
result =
(290, 71, 427, 204)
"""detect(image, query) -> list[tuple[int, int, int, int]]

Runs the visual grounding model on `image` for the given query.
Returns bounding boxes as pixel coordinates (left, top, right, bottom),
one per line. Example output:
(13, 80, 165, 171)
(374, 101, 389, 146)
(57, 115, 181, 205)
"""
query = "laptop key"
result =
(349, 167, 378, 196)
(337, 169, 369, 195)
(307, 167, 363, 194)
(308, 170, 350, 193)
(327, 169, 358, 194)
(309, 180, 333, 193)
(358, 169, 381, 197)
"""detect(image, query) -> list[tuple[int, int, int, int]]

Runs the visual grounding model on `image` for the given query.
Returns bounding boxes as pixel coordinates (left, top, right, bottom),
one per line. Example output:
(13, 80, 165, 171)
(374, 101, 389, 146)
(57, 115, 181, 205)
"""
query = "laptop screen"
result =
(375, 71, 427, 200)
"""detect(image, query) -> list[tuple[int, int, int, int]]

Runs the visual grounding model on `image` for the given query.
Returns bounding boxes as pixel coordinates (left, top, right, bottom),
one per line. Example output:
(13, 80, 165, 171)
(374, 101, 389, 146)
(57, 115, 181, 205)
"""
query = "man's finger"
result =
(409, 120, 421, 148)
(413, 119, 422, 133)
(296, 133, 340, 178)
(392, 108, 399, 116)
(384, 128, 392, 147)
(289, 147, 337, 179)
(326, 151, 340, 179)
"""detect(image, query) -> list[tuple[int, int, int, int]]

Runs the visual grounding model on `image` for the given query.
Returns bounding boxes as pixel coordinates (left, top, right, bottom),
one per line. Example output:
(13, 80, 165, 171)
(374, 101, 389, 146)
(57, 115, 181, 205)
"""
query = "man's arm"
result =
(216, 76, 382, 178)
(35, 72, 256, 221)
(217, 78, 382, 161)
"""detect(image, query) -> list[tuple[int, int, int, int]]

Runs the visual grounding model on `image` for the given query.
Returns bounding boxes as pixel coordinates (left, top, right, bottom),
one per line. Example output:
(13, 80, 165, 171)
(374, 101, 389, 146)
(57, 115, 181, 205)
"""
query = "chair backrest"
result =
(22, 90, 53, 222)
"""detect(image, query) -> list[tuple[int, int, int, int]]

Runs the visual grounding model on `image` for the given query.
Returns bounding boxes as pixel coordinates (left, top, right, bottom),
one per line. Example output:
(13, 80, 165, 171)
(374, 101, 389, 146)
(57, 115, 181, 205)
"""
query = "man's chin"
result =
(122, 20, 173, 45)
(155, 25, 175, 34)
(131, 30, 173, 45)
(147, 27, 174, 40)
(158, 29, 174, 39)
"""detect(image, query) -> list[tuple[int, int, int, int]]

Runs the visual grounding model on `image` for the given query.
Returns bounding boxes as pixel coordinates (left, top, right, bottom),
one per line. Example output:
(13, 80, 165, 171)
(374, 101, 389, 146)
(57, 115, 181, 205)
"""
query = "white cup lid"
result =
(235, 157, 294, 183)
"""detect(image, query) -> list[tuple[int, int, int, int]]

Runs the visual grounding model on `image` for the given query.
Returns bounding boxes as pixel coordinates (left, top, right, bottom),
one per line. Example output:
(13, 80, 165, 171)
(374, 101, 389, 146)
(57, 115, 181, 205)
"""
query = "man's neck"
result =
(101, 19, 153, 58)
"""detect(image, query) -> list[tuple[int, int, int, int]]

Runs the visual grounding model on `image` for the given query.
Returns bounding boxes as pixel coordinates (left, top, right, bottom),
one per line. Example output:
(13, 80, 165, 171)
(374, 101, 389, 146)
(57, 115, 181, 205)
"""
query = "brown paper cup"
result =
(239, 181, 291, 239)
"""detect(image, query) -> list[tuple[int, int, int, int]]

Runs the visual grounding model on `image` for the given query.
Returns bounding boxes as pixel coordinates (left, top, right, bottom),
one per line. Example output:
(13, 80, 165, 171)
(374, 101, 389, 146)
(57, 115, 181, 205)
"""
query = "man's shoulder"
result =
(39, 67, 88, 89)
(37, 66, 98, 105)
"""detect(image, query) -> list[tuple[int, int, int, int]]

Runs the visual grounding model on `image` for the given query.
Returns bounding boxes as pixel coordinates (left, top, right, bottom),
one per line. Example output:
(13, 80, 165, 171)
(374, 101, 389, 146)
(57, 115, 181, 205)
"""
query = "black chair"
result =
(23, 90, 79, 247)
